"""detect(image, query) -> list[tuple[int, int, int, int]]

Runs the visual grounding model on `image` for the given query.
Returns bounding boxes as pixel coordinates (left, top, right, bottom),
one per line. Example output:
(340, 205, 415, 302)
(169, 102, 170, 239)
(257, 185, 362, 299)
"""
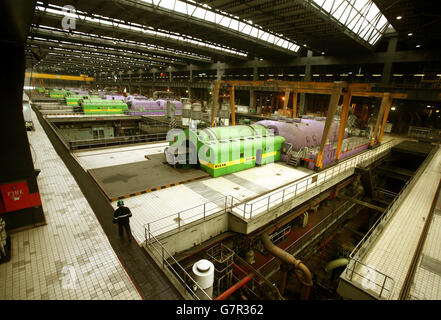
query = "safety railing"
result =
(144, 140, 398, 240)
(344, 145, 438, 299)
(231, 140, 398, 220)
(344, 259, 395, 300)
(408, 126, 441, 142)
(145, 228, 212, 300)
(68, 132, 167, 150)
(349, 144, 437, 262)
(145, 195, 242, 241)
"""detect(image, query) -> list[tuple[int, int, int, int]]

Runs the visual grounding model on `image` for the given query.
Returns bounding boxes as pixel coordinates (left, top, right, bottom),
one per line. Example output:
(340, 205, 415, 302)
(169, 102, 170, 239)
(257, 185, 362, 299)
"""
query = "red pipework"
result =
(215, 273, 254, 300)
(233, 263, 249, 276)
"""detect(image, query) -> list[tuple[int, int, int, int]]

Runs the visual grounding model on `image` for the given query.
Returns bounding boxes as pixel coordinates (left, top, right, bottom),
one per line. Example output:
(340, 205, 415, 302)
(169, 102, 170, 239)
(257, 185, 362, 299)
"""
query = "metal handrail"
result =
(408, 126, 441, 141)
(143, 140, 398, 240)
(144, 195, 243, 240)
(69, 133, 167, 150)
(145, 228, 212, 300)
(344, 259, 395, 300)
(349, 144, 437, 261)
(231, 140, 398, 219)
(344, 145, 438, 299)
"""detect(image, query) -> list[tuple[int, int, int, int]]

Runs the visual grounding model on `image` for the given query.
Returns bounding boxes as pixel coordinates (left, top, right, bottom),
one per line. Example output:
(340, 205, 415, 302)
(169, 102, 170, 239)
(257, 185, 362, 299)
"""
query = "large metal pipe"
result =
(261, 233, 313, 299)
(324, 258, 349, 273)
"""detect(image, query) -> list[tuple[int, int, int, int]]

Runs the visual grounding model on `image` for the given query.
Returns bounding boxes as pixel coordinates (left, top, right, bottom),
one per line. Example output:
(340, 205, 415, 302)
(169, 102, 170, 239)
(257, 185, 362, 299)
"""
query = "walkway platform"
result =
(338, 144, 441, 300)
(0, 109, 141, 300)
(0, 107, 183, 300)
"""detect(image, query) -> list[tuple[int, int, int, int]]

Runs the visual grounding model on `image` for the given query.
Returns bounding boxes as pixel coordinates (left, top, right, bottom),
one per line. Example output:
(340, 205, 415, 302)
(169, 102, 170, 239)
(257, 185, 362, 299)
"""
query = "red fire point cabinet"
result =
(0, 181, 42, 214)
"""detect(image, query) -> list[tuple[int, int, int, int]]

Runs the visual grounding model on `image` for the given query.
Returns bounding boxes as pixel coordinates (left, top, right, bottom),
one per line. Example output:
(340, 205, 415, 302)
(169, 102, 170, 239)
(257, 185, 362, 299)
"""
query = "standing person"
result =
(113, 200, 132, 242)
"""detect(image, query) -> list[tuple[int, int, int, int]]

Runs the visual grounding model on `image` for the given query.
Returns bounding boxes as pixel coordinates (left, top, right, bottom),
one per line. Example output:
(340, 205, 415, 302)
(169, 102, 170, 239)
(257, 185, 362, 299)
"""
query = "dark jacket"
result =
(113, 206, 132, 225)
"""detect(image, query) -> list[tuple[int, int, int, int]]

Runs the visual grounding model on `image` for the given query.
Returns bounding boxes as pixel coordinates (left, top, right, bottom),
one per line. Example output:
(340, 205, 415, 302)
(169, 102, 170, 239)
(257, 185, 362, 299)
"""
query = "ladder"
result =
(286, 147, 309, 168)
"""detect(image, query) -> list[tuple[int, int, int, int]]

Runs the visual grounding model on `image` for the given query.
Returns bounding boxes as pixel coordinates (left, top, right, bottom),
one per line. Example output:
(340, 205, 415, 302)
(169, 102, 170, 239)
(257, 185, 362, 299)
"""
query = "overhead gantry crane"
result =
(209, 80, 409, 170)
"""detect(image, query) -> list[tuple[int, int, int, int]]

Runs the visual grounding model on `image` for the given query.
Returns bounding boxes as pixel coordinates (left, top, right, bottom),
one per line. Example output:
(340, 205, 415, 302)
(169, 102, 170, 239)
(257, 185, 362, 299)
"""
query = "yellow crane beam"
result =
(25, 72, 94, 82)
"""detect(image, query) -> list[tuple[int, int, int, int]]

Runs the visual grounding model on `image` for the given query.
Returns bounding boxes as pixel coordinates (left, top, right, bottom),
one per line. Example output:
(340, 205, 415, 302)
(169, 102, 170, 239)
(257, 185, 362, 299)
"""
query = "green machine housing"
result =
(80, 98, 128, 115)
(166, 124, 285, 177)
(65, 94, 88, 106)
(49, 89, 68, 99)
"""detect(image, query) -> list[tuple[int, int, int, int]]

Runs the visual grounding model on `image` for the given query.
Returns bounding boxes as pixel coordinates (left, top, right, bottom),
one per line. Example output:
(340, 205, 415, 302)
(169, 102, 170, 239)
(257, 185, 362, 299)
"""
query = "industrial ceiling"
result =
(25, 0, 439, 76)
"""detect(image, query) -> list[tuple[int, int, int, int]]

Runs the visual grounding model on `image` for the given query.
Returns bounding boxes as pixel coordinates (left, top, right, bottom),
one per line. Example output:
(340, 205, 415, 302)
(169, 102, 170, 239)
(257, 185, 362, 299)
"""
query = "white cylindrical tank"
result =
(190, 102, 202, 129)
(192, 259, 214, 300)
(182, 100, 192, 126)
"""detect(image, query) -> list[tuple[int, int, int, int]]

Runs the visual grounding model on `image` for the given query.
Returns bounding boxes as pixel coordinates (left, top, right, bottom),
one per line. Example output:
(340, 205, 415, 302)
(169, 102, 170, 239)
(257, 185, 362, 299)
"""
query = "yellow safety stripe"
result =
(199, 151, 277, 169)
(83, 109, 123, 112)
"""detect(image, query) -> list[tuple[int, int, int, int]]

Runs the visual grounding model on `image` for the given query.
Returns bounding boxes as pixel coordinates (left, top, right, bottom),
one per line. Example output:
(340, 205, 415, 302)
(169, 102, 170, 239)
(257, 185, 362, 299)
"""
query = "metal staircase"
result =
(286, 147, 309, 168)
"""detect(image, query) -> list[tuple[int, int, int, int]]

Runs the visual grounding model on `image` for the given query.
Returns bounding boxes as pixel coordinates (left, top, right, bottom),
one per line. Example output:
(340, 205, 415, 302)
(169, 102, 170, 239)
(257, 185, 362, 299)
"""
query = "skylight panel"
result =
(142, 0, 300, 52)
(226, 18, 239, 31)
(158, 0, 174, 10)
(192, 7, 206, 19)
(205, 10, 215, 23)
(174, 1, 186, 14)
(322, 0, 333, 13)
(309, 0, 389, 46)
(35, 5, 247, 57)
(250, 27, 258, 38)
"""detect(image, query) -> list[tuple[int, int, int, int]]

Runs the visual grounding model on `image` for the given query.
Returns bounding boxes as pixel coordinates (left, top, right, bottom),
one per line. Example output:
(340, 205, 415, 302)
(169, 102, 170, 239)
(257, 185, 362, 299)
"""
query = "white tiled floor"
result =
(409, 156, 441, 300)
(73, 142, 168, 170)
(0, 109, 142, 300)
(231, 139, 401, 219)
(113, 163, 312, 242)
(350, 145, 441, 300)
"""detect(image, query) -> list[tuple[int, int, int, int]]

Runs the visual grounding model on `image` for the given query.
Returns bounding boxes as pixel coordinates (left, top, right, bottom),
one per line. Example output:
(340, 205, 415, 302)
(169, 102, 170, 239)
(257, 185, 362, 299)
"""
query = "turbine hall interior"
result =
(2, 0, 441, 303)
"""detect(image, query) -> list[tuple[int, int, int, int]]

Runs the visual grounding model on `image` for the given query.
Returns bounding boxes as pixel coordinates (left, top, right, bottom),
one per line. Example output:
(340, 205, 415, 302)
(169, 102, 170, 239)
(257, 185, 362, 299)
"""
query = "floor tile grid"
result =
(0, 109, 142, 300)
(353, 147, 441, 299)
(409, 193, 441, 299)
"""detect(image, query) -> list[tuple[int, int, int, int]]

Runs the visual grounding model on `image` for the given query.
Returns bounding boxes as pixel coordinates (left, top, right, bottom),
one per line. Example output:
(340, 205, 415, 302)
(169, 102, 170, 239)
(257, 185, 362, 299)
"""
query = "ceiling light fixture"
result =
(396, 16, 402, 20)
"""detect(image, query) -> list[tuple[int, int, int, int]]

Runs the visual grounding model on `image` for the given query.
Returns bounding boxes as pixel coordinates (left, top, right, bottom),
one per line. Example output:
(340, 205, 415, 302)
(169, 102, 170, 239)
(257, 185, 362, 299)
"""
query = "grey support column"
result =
(250, 57, 258, 109)
(216, 61, 224, 80)
(299, 50, 313, 115)
(382, 35, 398, 84)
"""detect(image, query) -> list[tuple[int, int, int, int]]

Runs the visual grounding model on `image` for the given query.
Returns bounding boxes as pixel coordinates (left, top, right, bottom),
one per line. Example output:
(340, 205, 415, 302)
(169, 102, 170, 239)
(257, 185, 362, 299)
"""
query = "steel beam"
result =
(230, 86, 236, 126)
(370, 93, 392, 147)
(211, 80, 221, 127)
(377, 93, 393, 143)
(336, 89, 352, 160)
(282, 88, 291, 116)
(292, 92, 298, 118)
(30, 27, 211, 63)
(34, 10, 247, 60)
(315, 82, 345, 169)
